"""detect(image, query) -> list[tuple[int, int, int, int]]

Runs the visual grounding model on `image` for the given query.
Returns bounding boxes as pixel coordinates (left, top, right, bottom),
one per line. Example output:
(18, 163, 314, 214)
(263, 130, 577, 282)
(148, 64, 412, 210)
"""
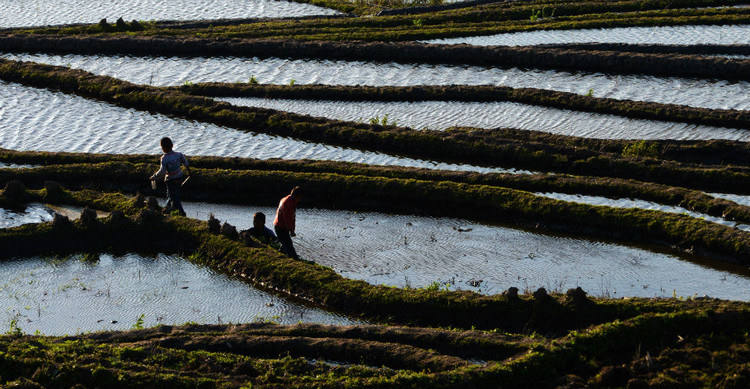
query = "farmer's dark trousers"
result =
(274, 226, 298, 260)
(166, 178, 186, 216)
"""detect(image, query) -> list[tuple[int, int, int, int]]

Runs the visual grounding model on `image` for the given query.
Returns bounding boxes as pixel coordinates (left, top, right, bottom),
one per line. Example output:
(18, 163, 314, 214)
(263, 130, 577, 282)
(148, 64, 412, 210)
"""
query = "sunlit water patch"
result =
(0, 81, 521, 174)
(0, 162, 36, 168)
(0, 253, 362, 335)
(180, 201, 750, 301)
(0, 0, 339, 28)
(710, 192, 750, 207)
(219, 97, 749, 141)
(0, 203, 54, 229)
(536, 192, 750, 231)
(4, 53, 749, 110)
(423, 25, 750, 46)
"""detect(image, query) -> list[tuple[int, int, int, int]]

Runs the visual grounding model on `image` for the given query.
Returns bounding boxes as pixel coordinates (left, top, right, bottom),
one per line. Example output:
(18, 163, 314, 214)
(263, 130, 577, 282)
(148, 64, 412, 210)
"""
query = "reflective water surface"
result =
(0, 81, 519, 174)
(183, 201, 750, 301)
(220, 97, 750, 141)
(424, 25, 750, 47)
(4, 53, 749, 110)
(0, 162, 36, 168)
(0, 0, 339, 28)
(0, 253, 362, 335)
(710, 192, 750, 207)
(0, 203, 54, 229)
(537, 192, 750, 231)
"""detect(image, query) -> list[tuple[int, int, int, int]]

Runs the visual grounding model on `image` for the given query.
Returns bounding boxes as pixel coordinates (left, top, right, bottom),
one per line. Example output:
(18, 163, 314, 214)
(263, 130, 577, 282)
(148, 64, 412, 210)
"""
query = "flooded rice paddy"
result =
(220, 97, 749, 141)
(536, 192, 750, 231)
(424, 24, 750, 47)
(3, 53, 749, 110)
(2, 7, 750, 338)
(0, 81, 519, 174)
(182, 202, 750, 301)
(0, 0, 339, 29)
(0, 252, 362, 335)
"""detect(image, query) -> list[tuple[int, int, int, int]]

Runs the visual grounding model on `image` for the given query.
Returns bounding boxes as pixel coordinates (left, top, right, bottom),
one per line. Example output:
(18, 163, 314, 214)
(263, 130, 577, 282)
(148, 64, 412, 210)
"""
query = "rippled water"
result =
(424, 25, 750, 47)
(0, 253, 361, 335)
(710, 192, 750, 207)
(4, 53, 749, 110)
(220, 97, 749, 141)
(0, 81, 522, 173)
(183, 201, 750, 301)
(537, 192, 750, 231)
(0, 203, 54, 228)
(0, 0, 339, 28)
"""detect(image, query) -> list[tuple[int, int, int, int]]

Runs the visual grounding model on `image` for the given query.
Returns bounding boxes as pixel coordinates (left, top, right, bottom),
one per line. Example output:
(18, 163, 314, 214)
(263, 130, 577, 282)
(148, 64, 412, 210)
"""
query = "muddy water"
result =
(424, 25, 750, 47)
(3, 53, 749, 110)
(0, 81, 522, 174)
(0, 0, 339, 28)
(0, 253, 363, 335)
(0, 203, 54, 229)
(220, 97, 749, 141)
(536, 192, 750, 231)
(181, 201, 750, 301)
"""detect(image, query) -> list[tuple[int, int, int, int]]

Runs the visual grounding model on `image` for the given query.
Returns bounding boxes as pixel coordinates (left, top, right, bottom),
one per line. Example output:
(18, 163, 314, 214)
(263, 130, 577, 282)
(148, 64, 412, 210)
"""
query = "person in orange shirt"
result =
(273, 186, 303, 260)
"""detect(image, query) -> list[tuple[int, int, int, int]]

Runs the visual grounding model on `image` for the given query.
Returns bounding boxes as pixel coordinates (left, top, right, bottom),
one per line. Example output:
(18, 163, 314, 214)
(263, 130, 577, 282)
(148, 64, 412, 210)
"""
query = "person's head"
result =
(160, 137, 173, 153)
(290, 186, 304, 201)
(253, 212, 266, 229)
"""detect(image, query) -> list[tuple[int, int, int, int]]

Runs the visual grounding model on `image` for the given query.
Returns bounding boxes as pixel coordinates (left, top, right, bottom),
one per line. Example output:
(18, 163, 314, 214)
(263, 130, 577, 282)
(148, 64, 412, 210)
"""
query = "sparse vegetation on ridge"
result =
(3, 169, 750, 263)
(4, 150, 750, 225)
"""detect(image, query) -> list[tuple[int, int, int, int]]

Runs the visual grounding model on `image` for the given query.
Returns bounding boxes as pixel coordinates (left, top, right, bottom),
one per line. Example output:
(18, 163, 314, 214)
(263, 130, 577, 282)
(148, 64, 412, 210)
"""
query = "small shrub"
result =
(622, 140, 659, 158)
(221, 222, 239, 240)
(208, 213, 221, 234)
(79, 207, 99, 226)
(132, 314, 145, 330)
(44, 180, 64, 200)
(504, 287, 519, 300)
(98, 18, 112, 31)
(115, 17, 128, 31)
(52, 213, 71, 228)
(3, 180, 27, 200)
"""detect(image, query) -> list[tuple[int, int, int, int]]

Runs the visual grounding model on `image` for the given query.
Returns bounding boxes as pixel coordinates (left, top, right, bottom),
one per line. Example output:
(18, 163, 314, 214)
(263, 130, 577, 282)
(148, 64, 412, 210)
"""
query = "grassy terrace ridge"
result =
(170, 8, 750, 41)
(3, 195, 750, 387)
(3, 0, 745, 36)
(180, 82, 750, 130)
(545, 41, 750, 56)
(2, 34, 750, 81)
(5, 150, 750, 225)
(4, 166, 750, 263)
(3, 59, 750, 194)
(2, 310, 750, 387)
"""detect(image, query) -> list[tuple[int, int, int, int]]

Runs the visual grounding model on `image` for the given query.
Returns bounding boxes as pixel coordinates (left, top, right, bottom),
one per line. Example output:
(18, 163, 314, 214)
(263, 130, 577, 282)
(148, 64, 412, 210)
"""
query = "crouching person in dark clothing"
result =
(274, 186, 303, 260)
(246, 212, 277, 244)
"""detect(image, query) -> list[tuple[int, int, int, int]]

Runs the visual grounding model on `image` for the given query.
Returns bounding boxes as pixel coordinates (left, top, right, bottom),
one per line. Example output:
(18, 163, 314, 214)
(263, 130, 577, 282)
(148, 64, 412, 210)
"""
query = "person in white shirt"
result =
(150, 137, 191, 216)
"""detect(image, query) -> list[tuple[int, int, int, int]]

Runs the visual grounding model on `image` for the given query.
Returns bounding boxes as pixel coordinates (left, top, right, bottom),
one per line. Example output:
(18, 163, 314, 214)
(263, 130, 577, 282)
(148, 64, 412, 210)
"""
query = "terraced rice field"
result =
(2, 0, 750, 387)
